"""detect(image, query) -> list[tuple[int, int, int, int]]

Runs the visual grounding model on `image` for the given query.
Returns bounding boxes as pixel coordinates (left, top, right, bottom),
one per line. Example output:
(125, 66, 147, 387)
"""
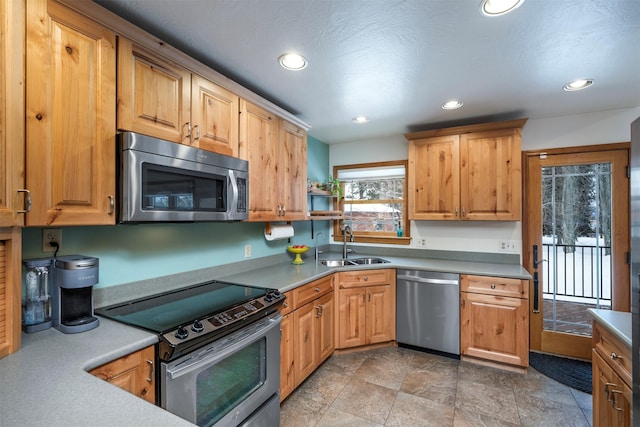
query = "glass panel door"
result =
(541, 163, 612, 337)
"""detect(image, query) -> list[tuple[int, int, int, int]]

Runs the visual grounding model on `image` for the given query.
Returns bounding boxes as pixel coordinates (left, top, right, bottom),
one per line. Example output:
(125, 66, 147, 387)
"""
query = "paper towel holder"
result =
(265, 221, 292, 236)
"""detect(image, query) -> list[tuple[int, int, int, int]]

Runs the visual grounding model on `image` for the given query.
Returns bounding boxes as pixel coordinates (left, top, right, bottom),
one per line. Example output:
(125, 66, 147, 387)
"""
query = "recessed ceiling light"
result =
(480, 0, 525, 16)
(352, 116, 370, 124)
(563, 79, 594, 91)
(278, 53, 307, 71)
(442, 100, 464, 110)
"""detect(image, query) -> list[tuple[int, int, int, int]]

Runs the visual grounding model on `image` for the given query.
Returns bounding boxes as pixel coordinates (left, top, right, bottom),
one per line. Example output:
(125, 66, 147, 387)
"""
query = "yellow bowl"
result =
(287, 245, 310, 264)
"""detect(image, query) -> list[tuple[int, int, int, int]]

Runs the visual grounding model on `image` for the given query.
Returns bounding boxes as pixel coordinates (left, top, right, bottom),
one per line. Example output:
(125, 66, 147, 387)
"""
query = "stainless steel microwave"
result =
(118, 132, 248, 223)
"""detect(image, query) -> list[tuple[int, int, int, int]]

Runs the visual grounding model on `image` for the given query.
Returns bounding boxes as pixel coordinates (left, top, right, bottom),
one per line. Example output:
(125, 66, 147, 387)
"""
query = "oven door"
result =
(161, 313, 281, 427)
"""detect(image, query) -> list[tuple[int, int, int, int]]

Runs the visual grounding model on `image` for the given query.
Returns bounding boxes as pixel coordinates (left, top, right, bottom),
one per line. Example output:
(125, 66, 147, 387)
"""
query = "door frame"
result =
(522, 143, 630, 359)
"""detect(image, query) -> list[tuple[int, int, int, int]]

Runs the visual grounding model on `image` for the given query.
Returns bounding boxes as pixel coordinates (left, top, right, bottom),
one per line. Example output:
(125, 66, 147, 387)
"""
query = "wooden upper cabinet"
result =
(118, 39, 239, 156)
(0, 0, 25, 227)
(117, 38, 190, 144)
(239, 99, 307, 221)
(461, 129, 522, 220)
(406, 119, 525, 221)
(26, 0, 116, 226)
(190, 74, 239, 156)
(279, 119, 308, 220)
(408, 135, 460, 220)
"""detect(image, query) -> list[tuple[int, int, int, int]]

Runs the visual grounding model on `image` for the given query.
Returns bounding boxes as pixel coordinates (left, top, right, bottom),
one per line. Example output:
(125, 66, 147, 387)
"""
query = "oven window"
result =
(196, 337, 266, 426)
(142, 163, 226, 212)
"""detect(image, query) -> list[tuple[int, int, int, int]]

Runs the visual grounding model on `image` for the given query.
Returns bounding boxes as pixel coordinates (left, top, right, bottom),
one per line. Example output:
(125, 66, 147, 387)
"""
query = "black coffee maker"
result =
(51, 255, 100, 333)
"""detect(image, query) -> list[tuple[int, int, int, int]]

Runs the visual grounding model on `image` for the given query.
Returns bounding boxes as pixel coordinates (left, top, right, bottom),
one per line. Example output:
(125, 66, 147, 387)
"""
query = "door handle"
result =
(533, 271, 540, 314)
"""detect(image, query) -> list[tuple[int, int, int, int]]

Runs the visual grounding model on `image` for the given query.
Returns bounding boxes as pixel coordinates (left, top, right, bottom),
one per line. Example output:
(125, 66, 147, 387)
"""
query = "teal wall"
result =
(22, 135, 330, 289)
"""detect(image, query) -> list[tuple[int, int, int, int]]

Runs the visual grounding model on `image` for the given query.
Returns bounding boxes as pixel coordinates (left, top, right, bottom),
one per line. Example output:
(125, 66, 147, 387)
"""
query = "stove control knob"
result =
(272, 290, 282, 299)
(192, 320, 204, 333)
(175, 326, 189, 340)
(264, 293, 274, 302)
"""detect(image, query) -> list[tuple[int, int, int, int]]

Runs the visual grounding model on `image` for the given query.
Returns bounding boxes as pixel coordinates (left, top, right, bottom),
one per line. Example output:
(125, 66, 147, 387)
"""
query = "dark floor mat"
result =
(529, 352, 592, 394)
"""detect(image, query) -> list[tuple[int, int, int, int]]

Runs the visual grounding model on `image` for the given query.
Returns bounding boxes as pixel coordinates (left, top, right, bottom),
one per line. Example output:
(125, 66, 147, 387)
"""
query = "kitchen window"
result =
(333, 161, 410, 245)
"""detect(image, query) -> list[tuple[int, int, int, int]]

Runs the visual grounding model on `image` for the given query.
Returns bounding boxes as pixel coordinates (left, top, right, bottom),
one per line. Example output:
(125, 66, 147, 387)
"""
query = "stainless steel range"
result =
(96, 281, 285, 427)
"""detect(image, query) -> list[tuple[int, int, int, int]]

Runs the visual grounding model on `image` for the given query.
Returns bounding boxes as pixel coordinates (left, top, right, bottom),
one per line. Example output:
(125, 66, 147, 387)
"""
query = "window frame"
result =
(332, 160, 410, 245)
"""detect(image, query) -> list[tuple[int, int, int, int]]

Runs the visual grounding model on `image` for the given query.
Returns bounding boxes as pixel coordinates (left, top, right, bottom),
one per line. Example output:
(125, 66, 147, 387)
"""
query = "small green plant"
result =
(323, 175, 343, 199)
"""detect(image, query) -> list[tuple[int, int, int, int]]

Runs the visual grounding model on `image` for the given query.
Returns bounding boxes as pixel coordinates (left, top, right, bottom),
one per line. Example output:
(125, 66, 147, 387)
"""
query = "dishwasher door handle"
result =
(396, 276, 459, 286)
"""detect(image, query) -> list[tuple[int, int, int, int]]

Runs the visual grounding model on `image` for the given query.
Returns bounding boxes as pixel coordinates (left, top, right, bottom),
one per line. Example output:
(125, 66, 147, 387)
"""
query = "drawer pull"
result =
(605, 382, 616, 401)
(611, 352, 623, 361)
(611, 389, 624, 411)
(490, 284, 496, 289)
(146, 359, 153, 383)
(282, 302, 289, 308)
(363, 276, 368, 281)
(315, 287, 321, 292)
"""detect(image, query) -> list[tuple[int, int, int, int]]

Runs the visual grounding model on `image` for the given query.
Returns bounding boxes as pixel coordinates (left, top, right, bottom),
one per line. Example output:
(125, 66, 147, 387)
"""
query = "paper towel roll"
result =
(264, 223, 295, 241)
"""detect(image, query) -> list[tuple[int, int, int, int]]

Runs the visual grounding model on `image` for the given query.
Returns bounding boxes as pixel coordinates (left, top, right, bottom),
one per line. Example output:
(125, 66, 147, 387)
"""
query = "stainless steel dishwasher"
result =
(396, 269, 460, 355)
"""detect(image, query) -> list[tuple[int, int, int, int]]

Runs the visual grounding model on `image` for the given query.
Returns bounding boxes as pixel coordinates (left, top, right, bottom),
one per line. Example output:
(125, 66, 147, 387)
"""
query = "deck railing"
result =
(541, 243, 612, 305)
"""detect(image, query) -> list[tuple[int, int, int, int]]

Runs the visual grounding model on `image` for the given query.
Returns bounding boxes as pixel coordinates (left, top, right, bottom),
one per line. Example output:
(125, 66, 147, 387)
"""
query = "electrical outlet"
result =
(42, 228, 62, 252)
(419, 239, 426, 247)
(498, 240, 517, 252)
(244, 244, 251, 258)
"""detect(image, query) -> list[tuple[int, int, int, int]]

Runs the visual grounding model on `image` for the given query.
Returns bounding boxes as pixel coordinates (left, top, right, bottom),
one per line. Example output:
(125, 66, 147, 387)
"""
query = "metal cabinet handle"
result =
(146, 359, 153, 383)
(462, 208, 466, 217)
(611, 352, 623, 361)
(107, 195, 115, 215)
(362, 293, 366, 302)
(491, 283, 496, 289)
(282, 302, 289, 308)
(611, 389, 624, 411)
(455, 207, 458, 217)
(315, 305, 321, 318)
(193, 124, 200, 140)
(183, 122, 192, 139)
(363, 276, 368, 281)
(17, 189, 31, 213)
(315, 287, 321, 292)
(605, 382, 616, 401)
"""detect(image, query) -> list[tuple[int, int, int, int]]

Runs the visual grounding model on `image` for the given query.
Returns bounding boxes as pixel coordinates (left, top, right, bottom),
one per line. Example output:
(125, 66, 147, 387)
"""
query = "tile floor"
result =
(280, 346, 593, 427)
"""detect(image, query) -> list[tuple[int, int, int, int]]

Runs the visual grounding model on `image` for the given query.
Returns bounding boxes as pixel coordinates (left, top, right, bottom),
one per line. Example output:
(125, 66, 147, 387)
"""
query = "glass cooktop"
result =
(96, 281, 268, 333)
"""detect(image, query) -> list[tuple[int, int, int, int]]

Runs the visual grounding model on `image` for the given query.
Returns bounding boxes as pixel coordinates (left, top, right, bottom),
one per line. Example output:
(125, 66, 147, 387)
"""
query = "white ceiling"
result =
(94, 0, 640, 144)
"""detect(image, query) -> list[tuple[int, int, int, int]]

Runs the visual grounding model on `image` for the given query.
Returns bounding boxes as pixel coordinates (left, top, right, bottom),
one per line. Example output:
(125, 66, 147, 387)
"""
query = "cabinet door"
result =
(316, 292, 334, 363)
(408, 135, 460, 220)
(191, 74, 239, 156)
(26, 0, 116, 226)
(279, 119, 308, 220)
(366, 285, 395, 345)
(460, 128, 521, 220)
(0, 227, 21, 359)
(90, 345, 155, 404)
(337, 287, 367, 348)
(294, 301, 316, 387)
(118, 37, 190, 144)
(593, 350, 632, 427)
(0, 0, 25, 227)
(460, 291, 528, 367)
(279, 312, 295, 401)
(239, 100, 279, 220)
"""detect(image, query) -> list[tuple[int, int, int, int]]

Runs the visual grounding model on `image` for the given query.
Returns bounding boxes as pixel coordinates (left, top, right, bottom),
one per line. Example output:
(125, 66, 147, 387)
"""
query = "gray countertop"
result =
(588, 308, 632, 348)
(220, 254, 532, 293)
(1, 253, 530, 426)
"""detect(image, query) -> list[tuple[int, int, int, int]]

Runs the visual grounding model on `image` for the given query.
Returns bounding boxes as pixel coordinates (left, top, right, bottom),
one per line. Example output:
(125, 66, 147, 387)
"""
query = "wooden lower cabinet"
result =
(0, 227, 21, 359)
(279, 276, 334, 401)
(592, 320, 632, 426)
(460, 274, 529, 368)
(336, 269, 396, 349)
(90, 345, 156, 404)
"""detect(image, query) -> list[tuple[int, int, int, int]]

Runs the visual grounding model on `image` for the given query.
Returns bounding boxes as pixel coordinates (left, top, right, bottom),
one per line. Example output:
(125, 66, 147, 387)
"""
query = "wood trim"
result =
(0, 227, 21, 358)
(523, 142, 630, 158)
(404, 118, 528, 140)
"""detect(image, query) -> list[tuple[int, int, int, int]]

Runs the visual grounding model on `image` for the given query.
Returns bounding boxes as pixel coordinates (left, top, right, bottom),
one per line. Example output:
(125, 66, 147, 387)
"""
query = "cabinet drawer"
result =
(337, 269, 393, 288)
(279, 290, 294, 316)
(293, 275, 333, 309)
(461, 274, 528, 299)
(593, 321, 631, 387)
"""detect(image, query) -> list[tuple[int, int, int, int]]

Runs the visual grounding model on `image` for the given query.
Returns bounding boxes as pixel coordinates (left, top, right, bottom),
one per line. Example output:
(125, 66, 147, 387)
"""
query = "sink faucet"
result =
(315, 232, 325, 262)
(342, 225, 353, 258)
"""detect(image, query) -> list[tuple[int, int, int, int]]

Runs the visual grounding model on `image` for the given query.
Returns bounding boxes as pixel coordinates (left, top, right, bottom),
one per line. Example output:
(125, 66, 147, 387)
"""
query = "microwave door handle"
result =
(228, 171, 238, 209)
(165, 316, 280, 380)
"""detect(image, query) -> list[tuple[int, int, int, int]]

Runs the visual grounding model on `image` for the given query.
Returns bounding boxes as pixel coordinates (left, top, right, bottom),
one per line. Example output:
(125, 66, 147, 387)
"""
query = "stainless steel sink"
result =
(320, 259, 353, 267)
(320, 257, 389, 267)
(349, 257, 390, 265)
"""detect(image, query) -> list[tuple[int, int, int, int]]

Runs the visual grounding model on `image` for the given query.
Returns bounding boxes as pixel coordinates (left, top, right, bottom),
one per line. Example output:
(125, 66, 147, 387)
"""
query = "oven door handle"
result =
(165, 314, 281, 381)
